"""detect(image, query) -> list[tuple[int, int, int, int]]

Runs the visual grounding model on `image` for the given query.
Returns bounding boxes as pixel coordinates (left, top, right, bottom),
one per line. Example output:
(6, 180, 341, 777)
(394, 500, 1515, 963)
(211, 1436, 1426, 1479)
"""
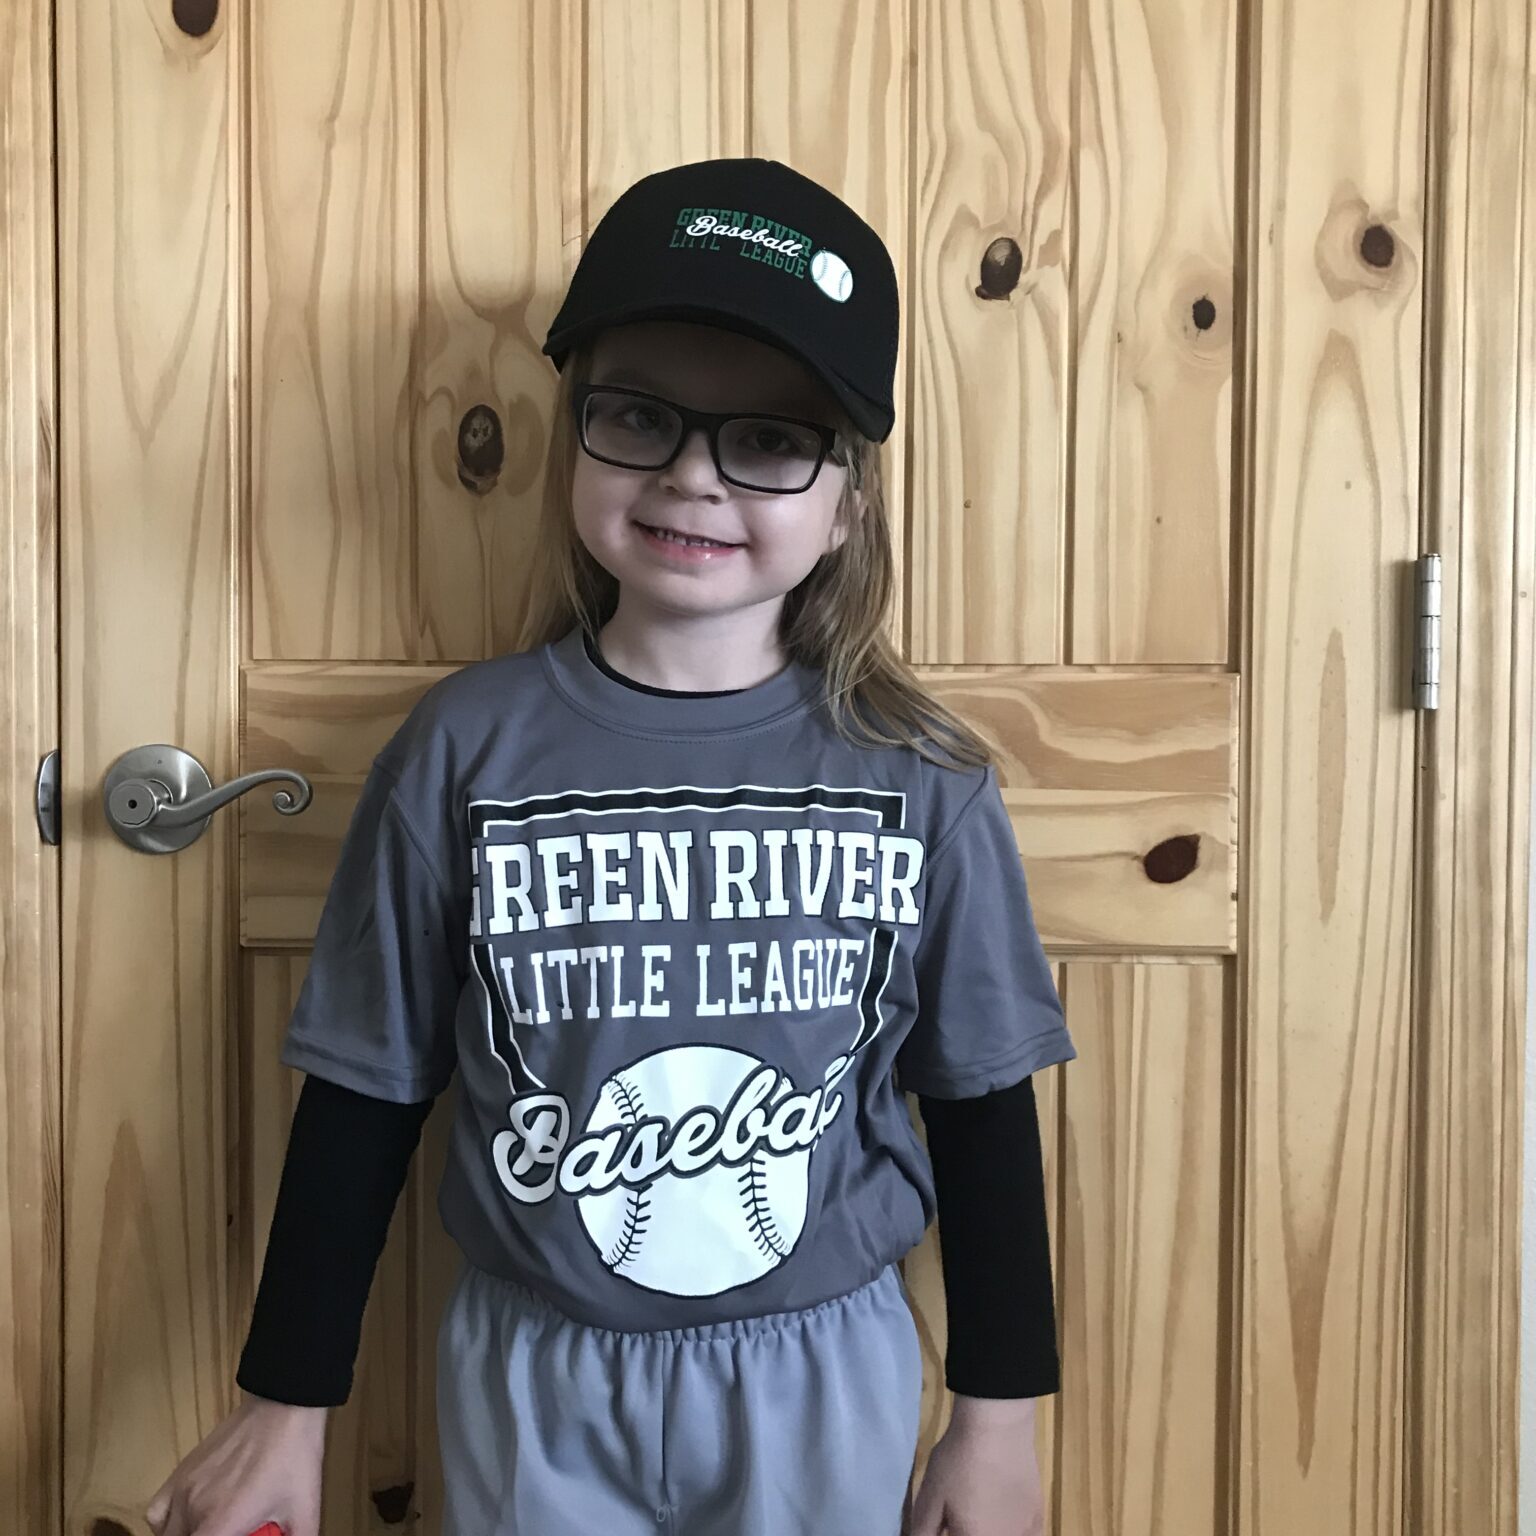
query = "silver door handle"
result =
(103, 743, 313, 854)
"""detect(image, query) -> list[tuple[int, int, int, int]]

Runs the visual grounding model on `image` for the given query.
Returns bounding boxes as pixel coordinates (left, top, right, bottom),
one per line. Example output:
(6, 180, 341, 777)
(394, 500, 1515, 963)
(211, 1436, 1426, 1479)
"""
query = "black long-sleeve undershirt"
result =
(235, 1072, 1061, 1406)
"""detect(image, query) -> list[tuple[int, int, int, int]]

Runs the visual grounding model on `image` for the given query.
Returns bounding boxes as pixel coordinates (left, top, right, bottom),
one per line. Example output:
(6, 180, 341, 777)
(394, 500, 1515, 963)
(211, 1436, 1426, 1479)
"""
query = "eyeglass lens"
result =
(582, 389, 826, 492)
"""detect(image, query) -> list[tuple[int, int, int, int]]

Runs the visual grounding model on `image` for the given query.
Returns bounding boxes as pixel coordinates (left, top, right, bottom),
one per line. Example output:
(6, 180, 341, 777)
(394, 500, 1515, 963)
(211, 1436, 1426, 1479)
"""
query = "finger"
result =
(157, 1490, 190, 1536)
(145, 1482, 173, 1530)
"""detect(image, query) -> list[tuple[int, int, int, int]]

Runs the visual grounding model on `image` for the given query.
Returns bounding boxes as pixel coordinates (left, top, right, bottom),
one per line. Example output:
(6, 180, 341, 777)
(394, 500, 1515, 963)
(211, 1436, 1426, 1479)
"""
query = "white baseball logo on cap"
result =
(810, 249, 854, 302)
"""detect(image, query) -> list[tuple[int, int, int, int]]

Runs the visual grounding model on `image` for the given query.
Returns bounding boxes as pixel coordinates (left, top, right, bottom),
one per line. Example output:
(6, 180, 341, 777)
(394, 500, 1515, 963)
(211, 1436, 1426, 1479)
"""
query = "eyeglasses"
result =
(571, 383, 846, 494)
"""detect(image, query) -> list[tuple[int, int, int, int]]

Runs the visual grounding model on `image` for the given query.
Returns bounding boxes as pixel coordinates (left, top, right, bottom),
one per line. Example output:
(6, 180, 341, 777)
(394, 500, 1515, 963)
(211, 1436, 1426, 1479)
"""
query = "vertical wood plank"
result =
(1070, 0, 1237, 664)
(0, 0, 61, 1532)
(1241, 0, 1426, 1524)
(417, 0, 581, 663)
(906, 0, 1072, 665)
(584, 0, 748, 216)
(1055, 962, 1227, 1536)
(1411, 0, 1535, 1528)
(248, 0, 420, 663)
(57, 1, 235, 1528)
(748, 0, 912, 659)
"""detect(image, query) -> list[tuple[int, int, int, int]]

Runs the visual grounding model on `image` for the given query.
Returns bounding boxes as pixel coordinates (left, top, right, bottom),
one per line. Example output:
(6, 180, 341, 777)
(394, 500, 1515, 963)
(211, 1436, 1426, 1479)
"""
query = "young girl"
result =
(146, 156, 1075, 1536)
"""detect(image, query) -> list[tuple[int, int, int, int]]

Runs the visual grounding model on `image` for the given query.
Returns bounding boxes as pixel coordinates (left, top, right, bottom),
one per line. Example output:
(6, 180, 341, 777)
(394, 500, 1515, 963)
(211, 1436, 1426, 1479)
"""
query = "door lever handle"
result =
(103, 743, 313, 854)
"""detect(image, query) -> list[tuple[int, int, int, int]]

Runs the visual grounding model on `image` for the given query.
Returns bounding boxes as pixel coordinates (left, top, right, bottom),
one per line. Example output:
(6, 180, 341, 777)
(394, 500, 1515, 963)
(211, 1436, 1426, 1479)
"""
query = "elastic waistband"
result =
(458, 1259, 908, 1346)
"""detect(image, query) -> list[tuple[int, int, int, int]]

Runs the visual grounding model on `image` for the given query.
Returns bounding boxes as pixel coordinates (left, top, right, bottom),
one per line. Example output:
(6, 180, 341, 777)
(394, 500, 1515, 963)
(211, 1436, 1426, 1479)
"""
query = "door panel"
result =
(1055, 963, 1230, 1536)
(248, 0, 421, 663)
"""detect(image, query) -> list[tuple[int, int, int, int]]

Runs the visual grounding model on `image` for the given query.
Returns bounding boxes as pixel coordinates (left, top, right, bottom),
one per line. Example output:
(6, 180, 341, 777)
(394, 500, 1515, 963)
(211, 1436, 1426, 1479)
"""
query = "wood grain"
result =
(417, 0, 581, 663)
(1055, 961, 1228, 1536)
(907, 0, 1071, 665)
(240, 663, 458, 943)
(749, 0, 911, 659)
(249, 0, 421, 662)
(58, 2, 237, 1532)
(926, 666, 1238, 951)
(1071, 0, 1237, 664)
(243, 661, 1236, 952)
(1410, 0, 1535, 1528)
(1240, 0, 1425, 1525)
(0, 1, 61, 1533)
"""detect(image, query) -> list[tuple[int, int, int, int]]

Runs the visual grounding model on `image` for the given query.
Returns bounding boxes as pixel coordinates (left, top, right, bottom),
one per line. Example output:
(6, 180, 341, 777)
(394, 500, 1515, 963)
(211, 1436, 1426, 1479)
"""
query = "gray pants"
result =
(435, 1257, 924, 1535)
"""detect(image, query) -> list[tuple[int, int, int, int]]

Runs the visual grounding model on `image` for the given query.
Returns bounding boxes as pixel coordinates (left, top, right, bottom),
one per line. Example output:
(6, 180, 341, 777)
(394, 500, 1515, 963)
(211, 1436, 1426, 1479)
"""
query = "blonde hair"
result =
(514, 332, 996, 773)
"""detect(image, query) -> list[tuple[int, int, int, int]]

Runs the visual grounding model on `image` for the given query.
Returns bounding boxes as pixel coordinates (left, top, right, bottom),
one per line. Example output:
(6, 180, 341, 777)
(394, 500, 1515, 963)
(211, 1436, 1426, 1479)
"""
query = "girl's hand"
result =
(904, 1394, 1045, 1536)
(144, 1389, 329, 1536)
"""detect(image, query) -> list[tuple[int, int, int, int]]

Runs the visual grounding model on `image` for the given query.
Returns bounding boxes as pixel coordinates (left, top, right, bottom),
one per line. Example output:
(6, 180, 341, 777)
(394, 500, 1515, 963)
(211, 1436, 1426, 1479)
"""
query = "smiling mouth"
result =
(636, 523, 743, 549)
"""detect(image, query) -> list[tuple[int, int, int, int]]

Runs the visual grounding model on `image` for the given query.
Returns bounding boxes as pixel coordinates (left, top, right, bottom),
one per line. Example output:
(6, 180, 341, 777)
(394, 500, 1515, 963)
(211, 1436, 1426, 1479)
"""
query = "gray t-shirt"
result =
(280, 621, 1076, 1331)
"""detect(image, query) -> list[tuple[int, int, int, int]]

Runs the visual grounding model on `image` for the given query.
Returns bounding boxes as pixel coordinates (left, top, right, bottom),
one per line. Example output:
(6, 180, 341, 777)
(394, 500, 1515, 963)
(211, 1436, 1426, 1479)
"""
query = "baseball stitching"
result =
(739, 1153, 791, 1259)
(601, 1072, 652, 1272)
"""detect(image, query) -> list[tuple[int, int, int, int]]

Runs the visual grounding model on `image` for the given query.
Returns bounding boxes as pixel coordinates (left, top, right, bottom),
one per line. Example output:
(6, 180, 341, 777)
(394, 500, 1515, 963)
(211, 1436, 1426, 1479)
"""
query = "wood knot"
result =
(371, 1481, 416, 1524)
(1142, 834, 1200, 884)
(1316, 197, 1415, 299)
(457, 404, 504, 493)
(1360, 223, 1395, 268)
(172, 0, 218, 36)
(1173, 271, 1231, 351)
(976, 237, 1023, 300)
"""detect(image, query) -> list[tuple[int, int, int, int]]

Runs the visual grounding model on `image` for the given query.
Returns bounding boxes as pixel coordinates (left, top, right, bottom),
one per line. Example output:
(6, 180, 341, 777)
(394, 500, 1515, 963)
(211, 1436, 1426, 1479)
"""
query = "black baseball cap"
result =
(541, 157, 900, 442)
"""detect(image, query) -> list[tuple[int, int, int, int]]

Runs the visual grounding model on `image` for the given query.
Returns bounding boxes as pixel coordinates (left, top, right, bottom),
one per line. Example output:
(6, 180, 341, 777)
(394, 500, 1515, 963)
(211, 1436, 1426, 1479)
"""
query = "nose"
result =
(660, 427, 726, 497)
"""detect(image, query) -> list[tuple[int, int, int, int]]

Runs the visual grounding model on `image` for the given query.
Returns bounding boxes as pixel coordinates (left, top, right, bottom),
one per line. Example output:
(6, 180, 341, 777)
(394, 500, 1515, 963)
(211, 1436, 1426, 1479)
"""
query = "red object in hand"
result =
(246, 1526, 284, 1536)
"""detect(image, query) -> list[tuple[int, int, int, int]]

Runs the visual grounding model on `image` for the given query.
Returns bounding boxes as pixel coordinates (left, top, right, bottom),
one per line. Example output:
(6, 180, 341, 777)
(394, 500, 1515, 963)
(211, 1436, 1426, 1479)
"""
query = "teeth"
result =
(650, 526, 730, 548)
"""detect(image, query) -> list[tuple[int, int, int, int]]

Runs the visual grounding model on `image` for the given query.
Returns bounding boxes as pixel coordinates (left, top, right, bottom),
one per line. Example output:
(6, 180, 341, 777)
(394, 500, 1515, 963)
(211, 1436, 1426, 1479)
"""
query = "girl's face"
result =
(571, 320, 850, 624)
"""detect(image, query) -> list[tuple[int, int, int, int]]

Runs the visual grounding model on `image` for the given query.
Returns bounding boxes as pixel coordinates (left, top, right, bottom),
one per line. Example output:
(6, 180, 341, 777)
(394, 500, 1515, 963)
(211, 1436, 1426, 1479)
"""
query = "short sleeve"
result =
(279, 758, 464, 1103)
(896, 765, 1076, 1098)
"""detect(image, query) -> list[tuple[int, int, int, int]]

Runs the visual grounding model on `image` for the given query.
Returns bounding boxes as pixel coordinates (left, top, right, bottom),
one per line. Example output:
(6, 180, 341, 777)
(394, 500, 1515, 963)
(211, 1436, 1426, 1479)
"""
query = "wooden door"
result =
(2, 0, 1528, 1534)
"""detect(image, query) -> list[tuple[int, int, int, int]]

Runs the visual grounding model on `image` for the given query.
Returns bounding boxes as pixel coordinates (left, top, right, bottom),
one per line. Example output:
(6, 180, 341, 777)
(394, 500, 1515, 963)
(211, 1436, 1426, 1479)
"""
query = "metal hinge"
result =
(1414, 554, 1441, 710)
(36, 748, 59, 844)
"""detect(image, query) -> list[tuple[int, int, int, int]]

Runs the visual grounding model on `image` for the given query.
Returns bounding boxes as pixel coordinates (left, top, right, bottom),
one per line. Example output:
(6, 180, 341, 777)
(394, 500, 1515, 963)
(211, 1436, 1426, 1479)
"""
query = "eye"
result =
(594, 402, 674, 439)
(745, 425, 796, 455)
(619, 404, 668, 431)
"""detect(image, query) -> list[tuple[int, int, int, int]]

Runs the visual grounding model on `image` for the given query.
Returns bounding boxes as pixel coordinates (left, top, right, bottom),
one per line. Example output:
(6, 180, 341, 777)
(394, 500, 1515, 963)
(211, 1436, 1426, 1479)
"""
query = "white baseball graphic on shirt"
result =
(577, 1044, 812, 1296)
(471, 778, 916, 1299)
(810, 248, 854, 302)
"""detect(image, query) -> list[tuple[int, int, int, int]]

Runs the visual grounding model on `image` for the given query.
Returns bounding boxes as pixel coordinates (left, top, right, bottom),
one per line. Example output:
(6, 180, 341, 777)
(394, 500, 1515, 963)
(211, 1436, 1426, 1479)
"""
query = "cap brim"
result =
(543, 298, 893, 443)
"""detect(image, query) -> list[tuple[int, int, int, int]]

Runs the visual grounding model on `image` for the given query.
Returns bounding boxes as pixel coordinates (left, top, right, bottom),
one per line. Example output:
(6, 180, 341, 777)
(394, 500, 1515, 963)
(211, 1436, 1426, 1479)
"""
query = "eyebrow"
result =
(591, 368, 822, 419)
(591, 368, 668, 392)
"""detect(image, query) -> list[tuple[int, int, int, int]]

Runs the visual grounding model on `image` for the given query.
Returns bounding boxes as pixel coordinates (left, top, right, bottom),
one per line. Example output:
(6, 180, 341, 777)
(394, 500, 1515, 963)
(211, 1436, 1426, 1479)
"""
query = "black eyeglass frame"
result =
(570, 382, 848, 494)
